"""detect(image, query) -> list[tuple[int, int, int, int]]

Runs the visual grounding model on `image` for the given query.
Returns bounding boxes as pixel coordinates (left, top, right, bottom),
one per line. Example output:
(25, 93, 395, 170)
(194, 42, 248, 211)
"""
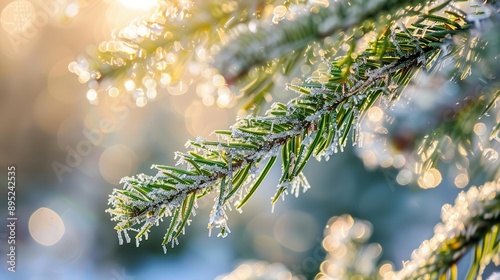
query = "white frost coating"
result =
(305, 107, 327, 122)
(123, 229, 131, 243)
(171, 238, 179, 248)
(191, 208, 197, 217)
(297, 172, 311, 193)
(301, 131, 317, 147)
(262, 129, 299, 141)
(175, 153, 188, 166)
(391, 27, 404, 56)
(208, 204, 231, 238)
(289, 172, 312, 198)
(317, 120, 340, 161)
(152, 170, 166, 182)
(117, 230, 124, 245)
(194, 136, 206, 144)
(352, 109, 361, 147)
(351, 61, 398, 94)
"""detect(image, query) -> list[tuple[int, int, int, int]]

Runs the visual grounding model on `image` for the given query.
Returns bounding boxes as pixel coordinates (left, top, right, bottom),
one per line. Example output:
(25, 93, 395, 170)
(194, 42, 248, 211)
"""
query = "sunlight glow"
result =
(118, 0, 157, 10)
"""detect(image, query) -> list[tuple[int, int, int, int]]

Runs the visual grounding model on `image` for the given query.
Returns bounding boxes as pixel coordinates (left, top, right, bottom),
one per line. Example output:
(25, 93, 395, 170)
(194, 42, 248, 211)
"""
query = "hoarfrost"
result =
(117, 230, 124, 245)
(123, 229, 131, 243)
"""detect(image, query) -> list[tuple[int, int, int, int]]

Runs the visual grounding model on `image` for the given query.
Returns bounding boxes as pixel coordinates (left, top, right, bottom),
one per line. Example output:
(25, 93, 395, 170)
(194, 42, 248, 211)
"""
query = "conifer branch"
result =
(214, 0, 434, 82)
(356, 5, 500, 187)
(106, 9, 474, 249)
(315, 181, 500, 280)
(395, 179, 500, 279)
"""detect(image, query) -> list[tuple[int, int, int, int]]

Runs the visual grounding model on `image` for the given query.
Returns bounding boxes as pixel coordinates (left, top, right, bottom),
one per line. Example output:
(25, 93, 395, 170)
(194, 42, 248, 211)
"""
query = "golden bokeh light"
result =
(107, 87, 120, 97)
(360, 150, 378, 169)
(160, 73, 171, 86)
(29, 207, 65, 246)
(379, 154, 393, 168)
(367, 106, 384, 123)
(417, 168, 442, 189)
(202, 94, 215, 106)
(124, 79, 135, 92)
(168, 80, 189, 95)
(378, 263, 395, 278)
(454, 173, 469, 188)
(64, 2, 80, 18)
(272, 5, 287, 23)
(86, 89, 98, 102)
(135, 96, 147, 107)
(146, 89, 157, 99)
(319, 215, 379, 279)
(473, 122, 486, 136)
(310, 0, 330, 7)
(217, 87, 232, 107)
(212, 74, 225, 87)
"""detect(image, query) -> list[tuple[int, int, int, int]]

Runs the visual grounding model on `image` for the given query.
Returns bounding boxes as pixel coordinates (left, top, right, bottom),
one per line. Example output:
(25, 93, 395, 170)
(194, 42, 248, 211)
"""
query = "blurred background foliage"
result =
(0, 0, 498, 279)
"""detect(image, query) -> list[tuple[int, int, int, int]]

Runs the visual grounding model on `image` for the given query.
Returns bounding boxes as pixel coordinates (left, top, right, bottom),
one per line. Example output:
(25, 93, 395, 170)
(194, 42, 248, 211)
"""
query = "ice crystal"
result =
(208, 204, 230, 238)
(117, 230, 123, 245)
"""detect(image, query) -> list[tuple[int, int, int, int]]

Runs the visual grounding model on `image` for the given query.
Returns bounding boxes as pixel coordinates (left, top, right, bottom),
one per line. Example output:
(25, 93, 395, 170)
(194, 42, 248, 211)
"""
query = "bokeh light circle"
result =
(29, 207, 65, 246)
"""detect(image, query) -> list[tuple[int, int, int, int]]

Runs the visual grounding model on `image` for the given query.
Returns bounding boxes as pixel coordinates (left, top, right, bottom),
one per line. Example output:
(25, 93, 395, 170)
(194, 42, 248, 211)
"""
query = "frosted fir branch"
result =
(106, 83, 352, 247)
(355, 5, 500, 187)
(393, 179, 500, 279)
(214, 0, 434, 82)
(107, 7, 474, 249)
